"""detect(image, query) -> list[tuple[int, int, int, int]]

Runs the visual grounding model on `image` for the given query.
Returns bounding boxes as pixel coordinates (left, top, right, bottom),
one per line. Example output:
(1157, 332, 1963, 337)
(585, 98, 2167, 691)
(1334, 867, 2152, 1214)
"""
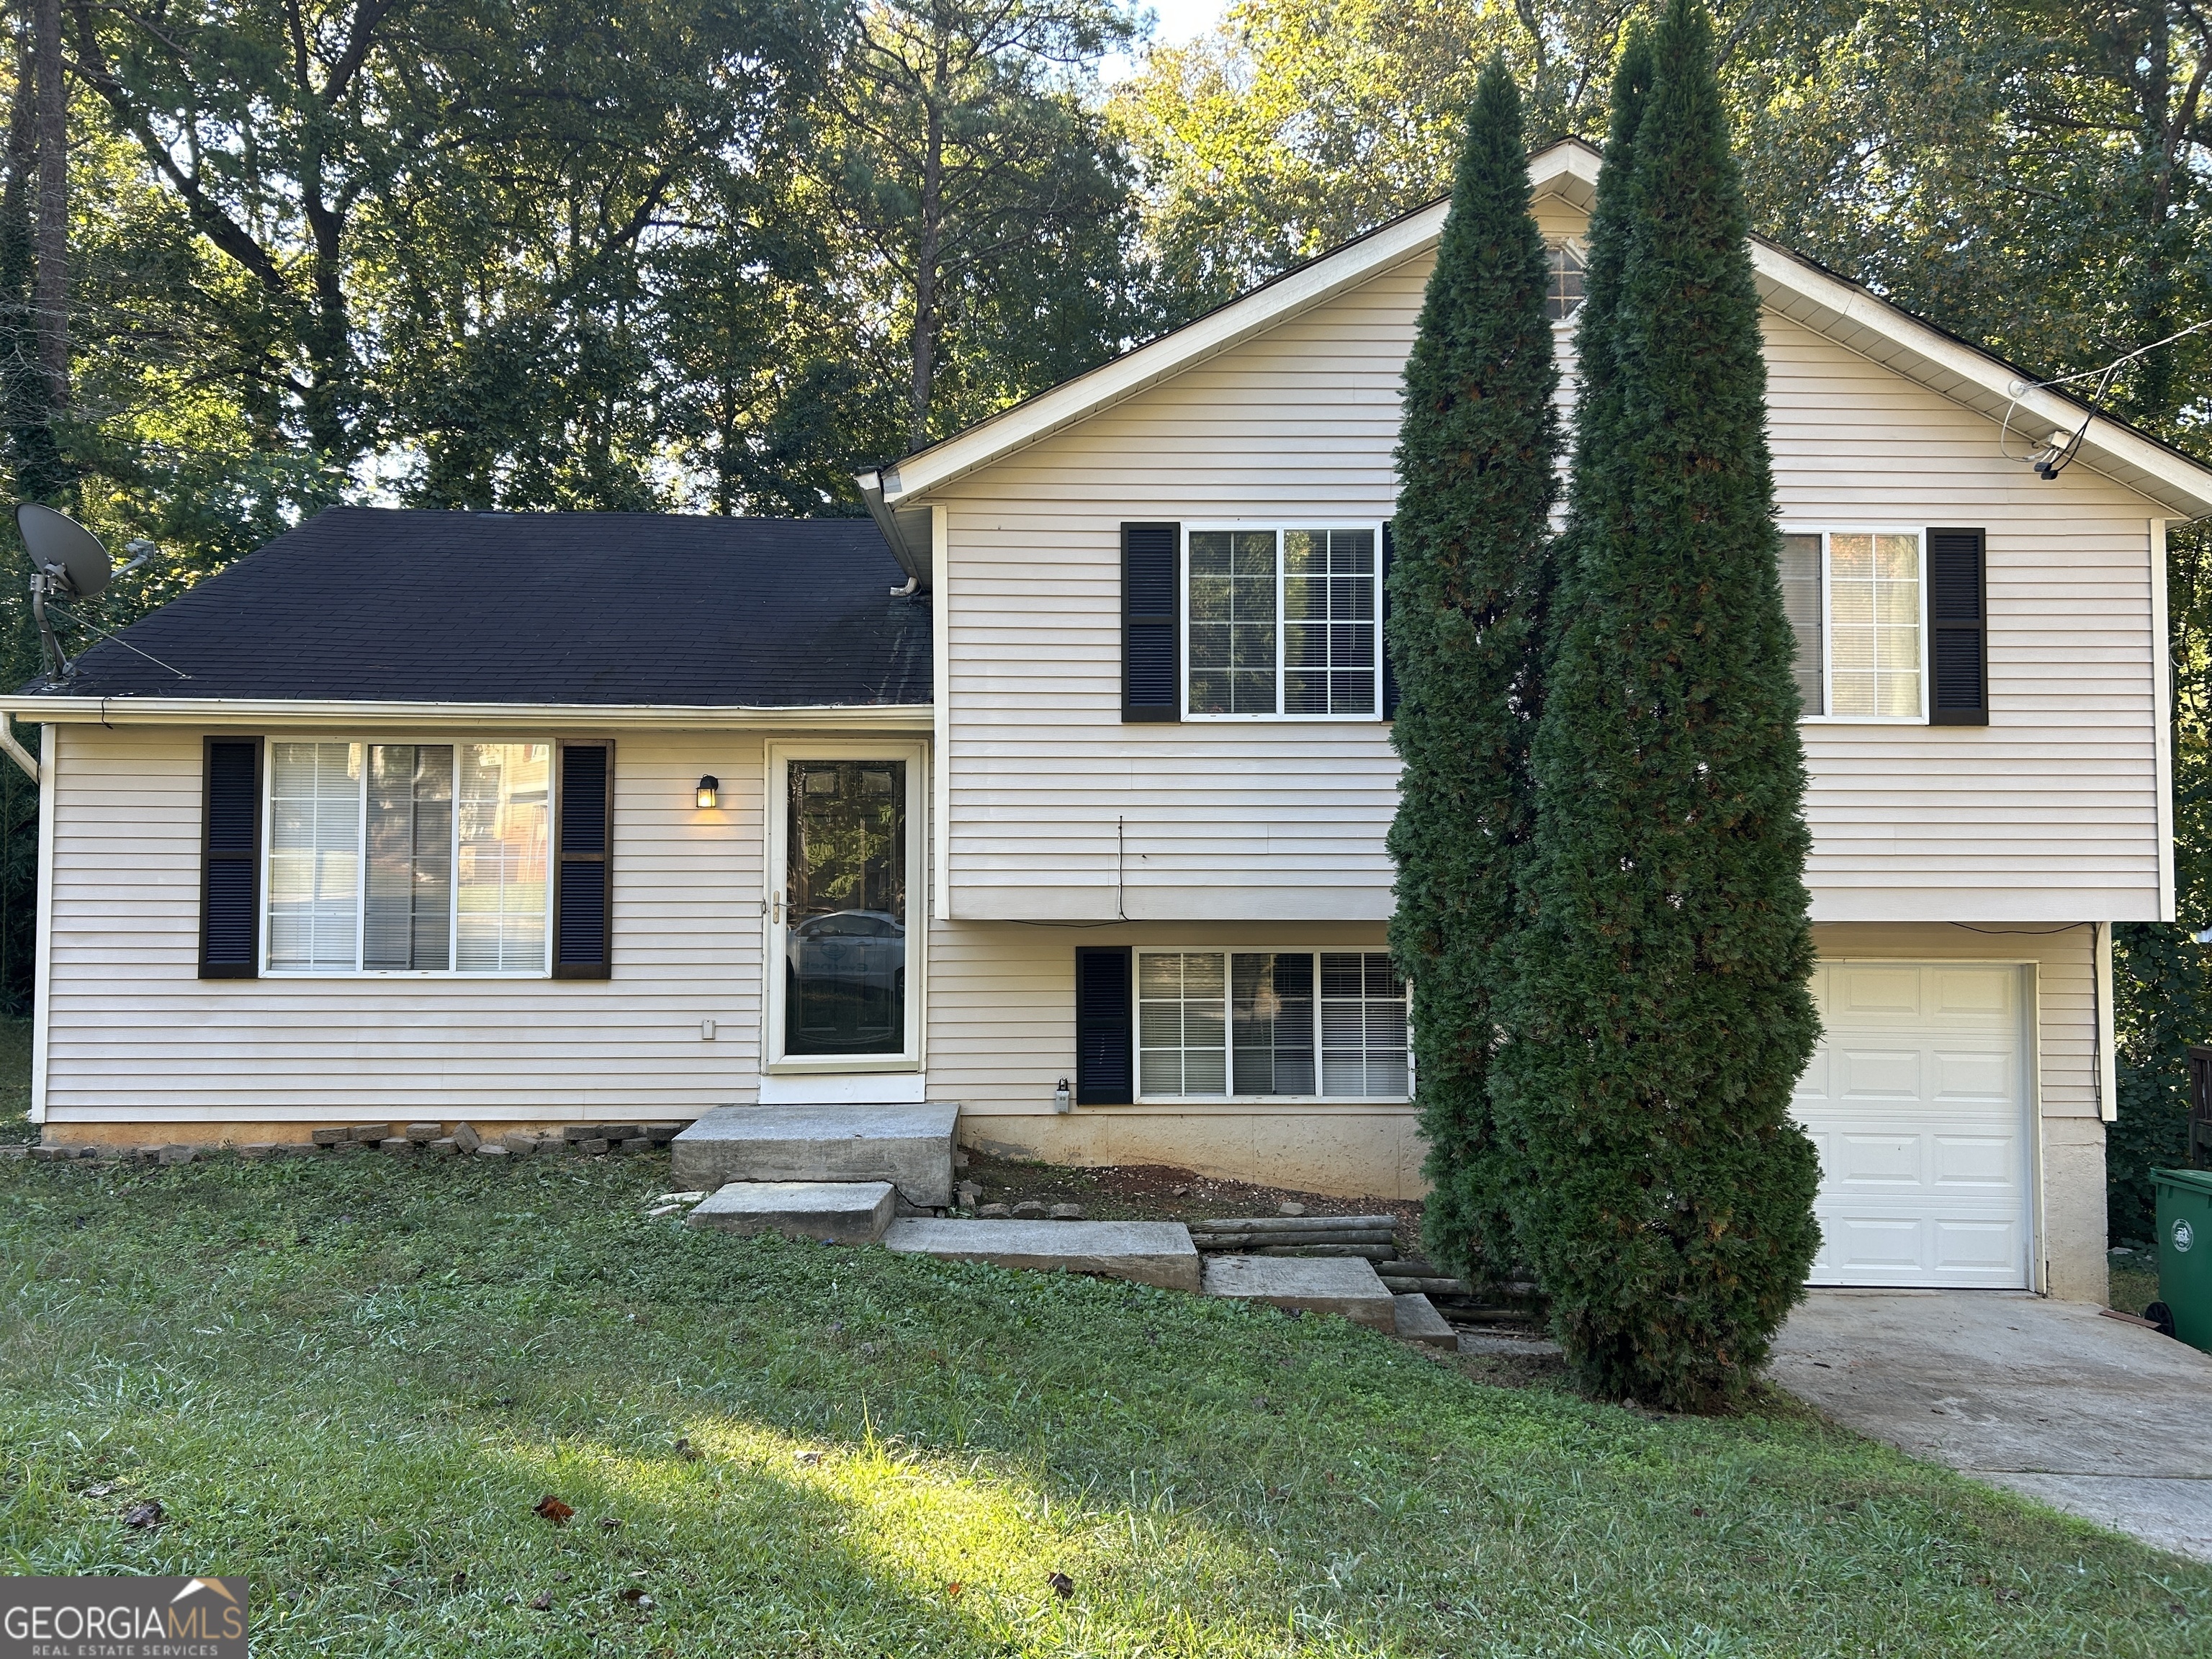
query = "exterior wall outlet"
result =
(1053, 1077, 1071, 1113)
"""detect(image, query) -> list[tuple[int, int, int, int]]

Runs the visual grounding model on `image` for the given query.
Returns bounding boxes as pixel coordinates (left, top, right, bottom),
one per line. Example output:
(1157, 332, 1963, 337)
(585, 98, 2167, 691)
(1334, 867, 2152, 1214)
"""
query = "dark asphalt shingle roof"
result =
(22, 507, 932, 706)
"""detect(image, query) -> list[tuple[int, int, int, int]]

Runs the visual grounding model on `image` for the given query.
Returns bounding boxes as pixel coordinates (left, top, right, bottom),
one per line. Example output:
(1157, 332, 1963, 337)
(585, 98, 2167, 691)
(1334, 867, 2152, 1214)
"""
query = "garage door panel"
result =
(1836, 1046, 1923, 1099)
(1931, 1048, 2013, 1100)
(1932, 1220, 2024, 1281)
(1794, 961, 2029, 1289)
(1828, 1133, 1920, 1187)
(1930, 1134, 2018, 1189)
(1835, 967, 1923, 1016)
(1933, 968, 2015, 1018)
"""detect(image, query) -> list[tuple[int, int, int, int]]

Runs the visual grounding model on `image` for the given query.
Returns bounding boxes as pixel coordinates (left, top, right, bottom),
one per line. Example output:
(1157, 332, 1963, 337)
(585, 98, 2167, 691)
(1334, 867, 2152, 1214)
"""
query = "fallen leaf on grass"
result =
(673, 1437, 701, 1460)
(945, 1582, 963, 1600)
(533, 1496, 574, 1527)
(529, 1591, 554, 1611)
(1046, 1572, 1074, 1599)
(598, 1518, 624, 1534)
(795, 1450, 822, 1466)
(81, 1483, 114, 1498)
(449, 1573, 467, 1591)
(619, 1586, 652, 1607)
(120, 1500, 163, 1529)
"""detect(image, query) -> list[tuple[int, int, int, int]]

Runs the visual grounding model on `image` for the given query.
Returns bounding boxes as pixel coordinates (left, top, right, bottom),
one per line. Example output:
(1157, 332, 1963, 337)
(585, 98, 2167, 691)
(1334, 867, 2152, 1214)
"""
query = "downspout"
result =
(0, 713, 36, 781)
(855, 468, 932, 596)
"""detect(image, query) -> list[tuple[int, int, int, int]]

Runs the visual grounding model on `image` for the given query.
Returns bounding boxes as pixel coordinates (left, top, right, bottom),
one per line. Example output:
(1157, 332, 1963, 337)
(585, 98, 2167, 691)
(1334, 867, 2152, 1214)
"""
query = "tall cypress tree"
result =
(1493, 0, 1822, 1410)
(1385, 55, 1559, 1287)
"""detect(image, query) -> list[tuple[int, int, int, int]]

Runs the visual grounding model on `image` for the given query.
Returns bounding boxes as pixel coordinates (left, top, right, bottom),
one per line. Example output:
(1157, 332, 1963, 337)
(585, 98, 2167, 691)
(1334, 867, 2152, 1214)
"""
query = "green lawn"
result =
(2, 1151, 2208, 1657)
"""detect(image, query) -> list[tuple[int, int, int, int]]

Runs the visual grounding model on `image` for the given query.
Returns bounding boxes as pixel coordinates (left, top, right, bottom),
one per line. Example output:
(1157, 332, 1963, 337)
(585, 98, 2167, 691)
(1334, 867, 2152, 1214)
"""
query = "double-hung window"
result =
(266, 739, 552, 974)
(1185, 526, 1382, 718)
(1136, 949, 1410, 1100)
(1780, 529, 1926, 721)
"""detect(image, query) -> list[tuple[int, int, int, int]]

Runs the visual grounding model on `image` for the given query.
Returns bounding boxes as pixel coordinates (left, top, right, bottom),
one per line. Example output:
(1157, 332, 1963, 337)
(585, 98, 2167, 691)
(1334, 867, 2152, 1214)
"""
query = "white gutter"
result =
(0, 696, 934, 730)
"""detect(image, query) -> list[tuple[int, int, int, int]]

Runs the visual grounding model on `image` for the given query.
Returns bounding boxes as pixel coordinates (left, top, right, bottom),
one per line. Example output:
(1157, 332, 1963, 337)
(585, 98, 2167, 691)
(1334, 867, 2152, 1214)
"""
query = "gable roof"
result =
(3, 507, 931, 714)
(864, 138, 2212, 520)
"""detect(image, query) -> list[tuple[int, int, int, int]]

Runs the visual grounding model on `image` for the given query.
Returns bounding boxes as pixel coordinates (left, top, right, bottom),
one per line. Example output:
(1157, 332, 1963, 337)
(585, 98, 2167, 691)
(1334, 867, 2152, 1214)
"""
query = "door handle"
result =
(770, 890, 784, 925)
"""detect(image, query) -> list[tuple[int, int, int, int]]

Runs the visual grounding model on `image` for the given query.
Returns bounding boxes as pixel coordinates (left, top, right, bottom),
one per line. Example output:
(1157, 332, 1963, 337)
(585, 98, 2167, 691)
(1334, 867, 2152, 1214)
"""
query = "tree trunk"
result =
(908, 87, 945, 450)
(32, 0, 64, 404)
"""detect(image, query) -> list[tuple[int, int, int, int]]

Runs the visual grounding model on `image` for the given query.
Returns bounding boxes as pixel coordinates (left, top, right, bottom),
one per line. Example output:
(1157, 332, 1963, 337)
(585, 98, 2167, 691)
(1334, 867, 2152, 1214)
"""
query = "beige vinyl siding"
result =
(933, 197, 2165, 925)
(40, 724, 781, 1125)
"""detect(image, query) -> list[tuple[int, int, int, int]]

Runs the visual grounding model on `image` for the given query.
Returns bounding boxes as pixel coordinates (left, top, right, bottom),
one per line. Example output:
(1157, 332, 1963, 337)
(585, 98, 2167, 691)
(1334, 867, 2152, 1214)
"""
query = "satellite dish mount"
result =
(14, 503, 151, 679)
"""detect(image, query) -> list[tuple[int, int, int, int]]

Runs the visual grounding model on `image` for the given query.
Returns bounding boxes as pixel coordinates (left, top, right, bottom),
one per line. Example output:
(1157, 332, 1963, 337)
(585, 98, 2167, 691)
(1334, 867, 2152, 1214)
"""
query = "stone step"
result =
(881, 1218, 1200, 1291)
(1392, 1293, 1457, 1349)
(671, 1103, 958, 1205)
(1200, 1254, 1398, 1331)
(685, 1180, 896, 1245)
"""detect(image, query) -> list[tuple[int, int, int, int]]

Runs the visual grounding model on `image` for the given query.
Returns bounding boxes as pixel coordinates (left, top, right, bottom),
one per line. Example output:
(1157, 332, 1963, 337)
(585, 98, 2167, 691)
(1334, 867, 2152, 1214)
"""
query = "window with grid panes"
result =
(1137, 949, 1408, 1099)
(1186, 527, 1380, 716)
(1779, 529, 1925, 721)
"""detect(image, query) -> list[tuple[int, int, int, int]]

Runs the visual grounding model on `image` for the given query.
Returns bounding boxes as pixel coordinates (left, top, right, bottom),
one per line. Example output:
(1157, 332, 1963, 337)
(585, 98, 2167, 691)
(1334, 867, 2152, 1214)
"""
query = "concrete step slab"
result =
(1392, 1293, 1457, 1348)
(1202, 1254, 1396, 1331)
(686, 1181, 896, 1244)
(672, 1103, 958, 1205)
(881, 1218, 1200, 1290)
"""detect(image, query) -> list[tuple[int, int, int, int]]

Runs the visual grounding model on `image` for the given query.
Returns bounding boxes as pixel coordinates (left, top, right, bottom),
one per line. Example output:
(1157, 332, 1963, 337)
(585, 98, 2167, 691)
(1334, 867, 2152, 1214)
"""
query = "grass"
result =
(3, 1148, 2210, 1657)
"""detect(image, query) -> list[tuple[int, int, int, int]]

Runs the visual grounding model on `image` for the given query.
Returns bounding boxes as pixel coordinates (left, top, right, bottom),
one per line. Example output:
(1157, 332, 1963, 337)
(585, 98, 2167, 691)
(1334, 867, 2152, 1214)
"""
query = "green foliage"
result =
(1496, 0, 1821, 1410)
(1385, 58, 1560, 1290)
(6, 1146, 2212, 1653)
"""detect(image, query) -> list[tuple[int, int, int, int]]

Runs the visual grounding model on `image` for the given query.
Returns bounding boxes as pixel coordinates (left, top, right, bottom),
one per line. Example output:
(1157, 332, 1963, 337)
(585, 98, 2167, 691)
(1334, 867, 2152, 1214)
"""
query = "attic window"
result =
(1547, 242, 1586, 320)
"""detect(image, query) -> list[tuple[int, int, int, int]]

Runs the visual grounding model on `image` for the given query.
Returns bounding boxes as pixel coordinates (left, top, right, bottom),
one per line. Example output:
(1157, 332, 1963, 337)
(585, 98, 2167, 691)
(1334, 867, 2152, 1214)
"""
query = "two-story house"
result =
(10, 142, 2207, 1305)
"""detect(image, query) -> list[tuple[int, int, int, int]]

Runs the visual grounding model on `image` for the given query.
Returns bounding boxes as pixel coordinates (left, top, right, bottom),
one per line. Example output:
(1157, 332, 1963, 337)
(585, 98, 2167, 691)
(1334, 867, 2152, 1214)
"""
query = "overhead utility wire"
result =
(2001, 316, 2212, 479)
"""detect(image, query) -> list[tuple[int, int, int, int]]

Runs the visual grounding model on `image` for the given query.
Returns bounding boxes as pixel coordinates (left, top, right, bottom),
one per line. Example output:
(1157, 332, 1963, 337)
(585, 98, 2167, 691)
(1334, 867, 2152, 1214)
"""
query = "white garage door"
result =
(1792, 961, 2032, 1288)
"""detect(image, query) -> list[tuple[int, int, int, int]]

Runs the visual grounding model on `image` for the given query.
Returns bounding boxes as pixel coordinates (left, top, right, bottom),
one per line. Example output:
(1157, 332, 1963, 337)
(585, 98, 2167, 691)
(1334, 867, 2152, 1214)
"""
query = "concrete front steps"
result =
(664, 1105, 1452, 1344)
(670, 1103, 958, 1206)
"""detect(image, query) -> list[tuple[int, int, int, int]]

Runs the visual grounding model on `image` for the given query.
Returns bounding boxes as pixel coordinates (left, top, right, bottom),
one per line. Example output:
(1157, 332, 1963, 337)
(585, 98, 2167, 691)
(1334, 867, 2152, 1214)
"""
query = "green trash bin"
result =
(2151, 1167, 2212, 1354)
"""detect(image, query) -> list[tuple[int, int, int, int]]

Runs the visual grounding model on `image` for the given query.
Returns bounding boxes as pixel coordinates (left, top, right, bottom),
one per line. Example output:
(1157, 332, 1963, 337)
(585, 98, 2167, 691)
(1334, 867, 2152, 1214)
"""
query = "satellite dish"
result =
(17, 502, 112, 598)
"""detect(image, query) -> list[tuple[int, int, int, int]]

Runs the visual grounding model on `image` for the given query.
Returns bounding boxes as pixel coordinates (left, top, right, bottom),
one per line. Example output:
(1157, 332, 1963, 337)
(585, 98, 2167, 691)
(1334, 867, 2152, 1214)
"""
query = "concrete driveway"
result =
(1771, 1290, 2212, 1562)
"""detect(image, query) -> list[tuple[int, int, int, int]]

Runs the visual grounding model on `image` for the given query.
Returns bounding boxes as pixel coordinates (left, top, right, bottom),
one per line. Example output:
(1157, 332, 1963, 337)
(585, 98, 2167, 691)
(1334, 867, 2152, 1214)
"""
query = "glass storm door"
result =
(783, 758, 908, 1056)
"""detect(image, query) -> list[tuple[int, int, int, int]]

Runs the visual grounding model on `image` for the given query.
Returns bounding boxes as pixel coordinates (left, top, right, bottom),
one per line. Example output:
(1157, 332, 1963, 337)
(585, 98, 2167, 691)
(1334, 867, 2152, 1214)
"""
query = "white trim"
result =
(760, 1071, 928, 1105)
(931, 504, 952, 922)
(866, 137, 2212, 519)
(2152, 518, 2176, 922)
(30, 724, 53, 1125)
(1783, 525, 1930, 725)
(2095, 922, 2118, 1124)
(763, 739, 929, 1075)
(0, 696, 932, 730)
(1178, 522, 1388, 721)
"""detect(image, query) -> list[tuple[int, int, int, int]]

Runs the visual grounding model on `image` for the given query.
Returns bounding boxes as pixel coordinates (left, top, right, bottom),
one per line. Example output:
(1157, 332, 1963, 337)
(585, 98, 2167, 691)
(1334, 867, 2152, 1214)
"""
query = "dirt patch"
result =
(960, 1151, 1424, 1233)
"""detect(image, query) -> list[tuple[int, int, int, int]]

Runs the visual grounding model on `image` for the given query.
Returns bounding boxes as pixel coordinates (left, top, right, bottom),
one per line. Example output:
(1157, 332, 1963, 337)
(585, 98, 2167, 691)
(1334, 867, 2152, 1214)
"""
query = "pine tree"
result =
(1492, 0, 1822, 1410)
(1385, 55, 1560, 1287)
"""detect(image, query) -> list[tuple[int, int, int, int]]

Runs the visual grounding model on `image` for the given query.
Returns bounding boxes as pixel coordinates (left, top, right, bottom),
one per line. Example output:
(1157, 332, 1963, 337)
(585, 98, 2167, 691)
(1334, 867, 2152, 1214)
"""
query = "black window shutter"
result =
(1381, 521, 1400, 719)
(1928, 527, 1989, 726)
(199, 737, 261, 979)
(554, 741, 613, 979)
(1074, 945, 1133, 1104)
(1122, 521, 1179, 722)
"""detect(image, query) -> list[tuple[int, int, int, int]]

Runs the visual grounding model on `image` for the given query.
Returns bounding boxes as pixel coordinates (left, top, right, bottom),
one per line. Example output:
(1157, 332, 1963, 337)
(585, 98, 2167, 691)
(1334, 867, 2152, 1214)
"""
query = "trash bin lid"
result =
(2152, 1167, 2212, 1199)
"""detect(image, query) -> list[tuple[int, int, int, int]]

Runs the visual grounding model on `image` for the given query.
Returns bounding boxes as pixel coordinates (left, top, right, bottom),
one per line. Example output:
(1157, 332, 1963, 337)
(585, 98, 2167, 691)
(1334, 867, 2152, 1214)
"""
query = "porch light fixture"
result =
(695, 775, 720, 810)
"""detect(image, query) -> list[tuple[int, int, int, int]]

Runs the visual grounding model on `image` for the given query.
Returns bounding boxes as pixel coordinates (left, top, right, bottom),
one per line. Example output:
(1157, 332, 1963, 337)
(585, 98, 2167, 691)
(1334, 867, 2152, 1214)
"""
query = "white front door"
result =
(1792, 961, 2033, 1288)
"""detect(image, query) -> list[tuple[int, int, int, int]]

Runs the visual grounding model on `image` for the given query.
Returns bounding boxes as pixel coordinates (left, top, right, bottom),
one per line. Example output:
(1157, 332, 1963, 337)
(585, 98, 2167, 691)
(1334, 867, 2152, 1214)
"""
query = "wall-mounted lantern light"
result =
(696, 775, 720, 810)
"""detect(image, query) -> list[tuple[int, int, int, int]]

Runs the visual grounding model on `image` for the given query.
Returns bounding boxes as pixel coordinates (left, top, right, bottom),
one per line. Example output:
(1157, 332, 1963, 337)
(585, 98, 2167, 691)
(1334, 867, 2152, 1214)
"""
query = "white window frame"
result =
(763, 739, 928, 1074)
(258, 734, 557, 978)
(1546, 237, 1587, 329)
(1784, 524, 1931, 726)
(1132, 945, 1414, 1105)
(1179, 521, 1388, 722)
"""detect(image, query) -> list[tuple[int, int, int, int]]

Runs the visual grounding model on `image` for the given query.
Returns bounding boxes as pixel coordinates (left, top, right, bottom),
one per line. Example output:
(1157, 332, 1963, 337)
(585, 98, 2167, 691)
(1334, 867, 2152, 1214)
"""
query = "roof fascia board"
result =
(1750, 241, 2212, 518)
(0, 696, 935, 729)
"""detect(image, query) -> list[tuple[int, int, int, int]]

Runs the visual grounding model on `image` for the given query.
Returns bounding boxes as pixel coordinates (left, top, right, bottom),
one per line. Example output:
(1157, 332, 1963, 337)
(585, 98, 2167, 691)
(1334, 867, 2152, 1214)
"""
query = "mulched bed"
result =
(959, 1150, 1424, 1231)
